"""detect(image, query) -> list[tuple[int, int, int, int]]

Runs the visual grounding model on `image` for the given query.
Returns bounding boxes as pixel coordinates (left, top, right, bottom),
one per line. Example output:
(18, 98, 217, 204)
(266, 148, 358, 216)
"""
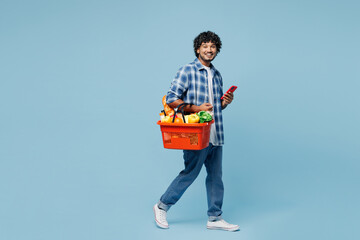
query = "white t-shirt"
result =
(204, 66, 217, 145)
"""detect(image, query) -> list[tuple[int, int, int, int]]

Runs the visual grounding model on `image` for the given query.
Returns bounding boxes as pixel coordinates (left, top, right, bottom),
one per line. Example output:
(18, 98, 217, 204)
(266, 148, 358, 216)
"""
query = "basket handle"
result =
(172, 103, 191, 123)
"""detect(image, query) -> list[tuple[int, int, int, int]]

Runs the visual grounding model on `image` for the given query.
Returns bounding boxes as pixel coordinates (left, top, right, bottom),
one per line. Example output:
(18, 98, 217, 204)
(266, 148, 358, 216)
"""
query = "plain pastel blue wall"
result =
(1, 0, 359, 239)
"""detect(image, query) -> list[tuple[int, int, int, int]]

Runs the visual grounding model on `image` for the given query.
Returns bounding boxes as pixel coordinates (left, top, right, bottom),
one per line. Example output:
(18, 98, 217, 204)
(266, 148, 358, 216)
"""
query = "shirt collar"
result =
(194, 58, 215, 71)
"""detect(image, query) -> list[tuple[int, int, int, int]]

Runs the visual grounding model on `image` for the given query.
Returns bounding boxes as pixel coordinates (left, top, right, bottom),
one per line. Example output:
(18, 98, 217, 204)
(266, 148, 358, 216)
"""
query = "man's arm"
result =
(168, 100, 213, 113)
(221, 92, 234, 110)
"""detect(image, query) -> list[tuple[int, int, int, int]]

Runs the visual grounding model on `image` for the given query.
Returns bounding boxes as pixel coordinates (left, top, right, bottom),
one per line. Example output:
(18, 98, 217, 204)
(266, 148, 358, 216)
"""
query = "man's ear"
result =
(196, 48, 200, 54)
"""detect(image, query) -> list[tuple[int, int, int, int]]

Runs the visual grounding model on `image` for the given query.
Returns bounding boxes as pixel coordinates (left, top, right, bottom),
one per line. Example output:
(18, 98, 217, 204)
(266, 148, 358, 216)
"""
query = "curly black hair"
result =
(193, 31, 222, 58)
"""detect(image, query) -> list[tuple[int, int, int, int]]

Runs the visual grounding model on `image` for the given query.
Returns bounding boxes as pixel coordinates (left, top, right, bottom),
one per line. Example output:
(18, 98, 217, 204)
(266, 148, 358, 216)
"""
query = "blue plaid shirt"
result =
(166, 58, 225, 145)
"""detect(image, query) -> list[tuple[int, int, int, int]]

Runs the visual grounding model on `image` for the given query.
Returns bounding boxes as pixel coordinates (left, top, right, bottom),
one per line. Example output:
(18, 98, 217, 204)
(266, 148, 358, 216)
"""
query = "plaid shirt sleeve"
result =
(166, 66, 189, 104)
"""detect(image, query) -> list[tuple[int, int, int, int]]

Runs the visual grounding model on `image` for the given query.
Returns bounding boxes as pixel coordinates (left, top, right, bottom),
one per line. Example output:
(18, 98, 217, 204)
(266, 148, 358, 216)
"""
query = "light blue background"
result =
(1, 0, 359, 239)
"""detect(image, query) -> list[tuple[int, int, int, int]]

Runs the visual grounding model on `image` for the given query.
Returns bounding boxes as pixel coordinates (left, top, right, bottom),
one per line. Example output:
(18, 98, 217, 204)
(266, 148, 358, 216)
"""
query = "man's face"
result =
(197, 41, 217, 66)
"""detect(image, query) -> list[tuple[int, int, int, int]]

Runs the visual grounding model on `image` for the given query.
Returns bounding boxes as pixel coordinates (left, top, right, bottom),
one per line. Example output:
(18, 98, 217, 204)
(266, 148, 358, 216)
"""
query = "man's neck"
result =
(198, 57, 211, 67)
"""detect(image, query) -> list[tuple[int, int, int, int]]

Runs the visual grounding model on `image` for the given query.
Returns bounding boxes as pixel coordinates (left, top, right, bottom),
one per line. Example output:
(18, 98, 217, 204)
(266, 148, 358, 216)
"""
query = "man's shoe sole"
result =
(207, 226, 240, 232)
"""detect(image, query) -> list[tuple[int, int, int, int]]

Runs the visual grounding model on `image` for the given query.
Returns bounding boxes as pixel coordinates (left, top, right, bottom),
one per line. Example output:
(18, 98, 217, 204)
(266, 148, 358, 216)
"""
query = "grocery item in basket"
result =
(159, 112, 165, 121)
(197, 111, 213, 123)
(174, 117, 184, 124)
(161, 116, 172, 123)
(187, 113, 200, 123)
(162, 95, 175, 116)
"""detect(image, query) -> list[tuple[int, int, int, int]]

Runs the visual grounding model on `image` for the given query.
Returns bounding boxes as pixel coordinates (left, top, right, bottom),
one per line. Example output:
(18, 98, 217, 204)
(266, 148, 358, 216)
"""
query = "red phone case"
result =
(221, 85, 237, 100)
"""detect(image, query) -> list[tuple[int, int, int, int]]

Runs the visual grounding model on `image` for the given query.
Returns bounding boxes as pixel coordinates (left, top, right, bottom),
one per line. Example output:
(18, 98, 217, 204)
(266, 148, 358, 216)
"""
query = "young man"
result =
(154, 31, 239, 231)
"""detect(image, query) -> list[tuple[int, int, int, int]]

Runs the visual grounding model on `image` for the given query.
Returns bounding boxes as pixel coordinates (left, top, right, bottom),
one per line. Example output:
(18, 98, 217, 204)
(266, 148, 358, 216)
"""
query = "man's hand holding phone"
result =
(222, 91, 234, 104)
(221, 85, 237, 109)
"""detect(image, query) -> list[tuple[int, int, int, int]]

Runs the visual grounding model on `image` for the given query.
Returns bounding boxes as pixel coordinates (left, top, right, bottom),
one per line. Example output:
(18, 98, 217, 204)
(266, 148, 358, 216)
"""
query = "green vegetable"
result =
(197, 111, 213, 123)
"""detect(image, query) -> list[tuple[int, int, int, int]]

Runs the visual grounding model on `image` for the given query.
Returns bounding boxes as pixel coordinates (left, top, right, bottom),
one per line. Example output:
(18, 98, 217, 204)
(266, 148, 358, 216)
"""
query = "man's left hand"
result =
(221, 92, 234, 109)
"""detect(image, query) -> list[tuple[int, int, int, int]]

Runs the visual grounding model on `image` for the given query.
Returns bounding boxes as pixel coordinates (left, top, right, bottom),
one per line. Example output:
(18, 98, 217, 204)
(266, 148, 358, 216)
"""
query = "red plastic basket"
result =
(157, 120, 214, 150)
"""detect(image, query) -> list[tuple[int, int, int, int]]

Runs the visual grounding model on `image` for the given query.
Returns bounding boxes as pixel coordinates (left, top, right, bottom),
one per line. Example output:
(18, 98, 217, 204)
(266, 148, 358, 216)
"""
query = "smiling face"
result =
(196, 41, 217, 67)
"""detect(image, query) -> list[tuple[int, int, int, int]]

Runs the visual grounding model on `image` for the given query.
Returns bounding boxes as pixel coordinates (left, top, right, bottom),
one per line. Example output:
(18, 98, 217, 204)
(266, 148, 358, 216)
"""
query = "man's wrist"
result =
(221, 101, 228, 109)
(187, 105, 199, 113)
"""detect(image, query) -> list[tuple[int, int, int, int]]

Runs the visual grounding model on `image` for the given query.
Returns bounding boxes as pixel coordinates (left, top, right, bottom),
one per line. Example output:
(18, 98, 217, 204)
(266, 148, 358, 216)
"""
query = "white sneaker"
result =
(153, 204, 169, 229)
(207, 219, 240, 231)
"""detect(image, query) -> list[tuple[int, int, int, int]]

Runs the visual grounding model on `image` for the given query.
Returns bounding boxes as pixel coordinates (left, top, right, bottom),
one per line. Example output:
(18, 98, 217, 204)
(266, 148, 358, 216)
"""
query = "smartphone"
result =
(221, 85, 237, 100)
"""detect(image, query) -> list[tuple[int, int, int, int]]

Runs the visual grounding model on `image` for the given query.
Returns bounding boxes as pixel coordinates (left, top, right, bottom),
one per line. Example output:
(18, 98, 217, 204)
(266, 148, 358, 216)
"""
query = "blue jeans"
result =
(159, 143, 224, 221)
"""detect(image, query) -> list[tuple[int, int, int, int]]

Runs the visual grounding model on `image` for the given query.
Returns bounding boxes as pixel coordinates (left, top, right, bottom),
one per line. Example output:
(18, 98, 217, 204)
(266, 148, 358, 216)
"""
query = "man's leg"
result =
(159, 146, 210, 210)
(154, 146, 211, 228)
(204, 145, 224, 219)
(204, 145, 240, 231)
